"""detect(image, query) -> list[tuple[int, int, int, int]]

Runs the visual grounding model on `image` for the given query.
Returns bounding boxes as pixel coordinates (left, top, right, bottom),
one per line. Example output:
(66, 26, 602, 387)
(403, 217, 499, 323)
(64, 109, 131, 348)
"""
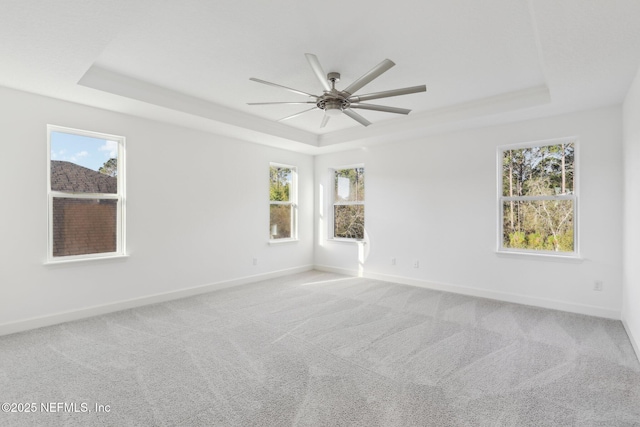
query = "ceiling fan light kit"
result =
(248, 53, 426, 128)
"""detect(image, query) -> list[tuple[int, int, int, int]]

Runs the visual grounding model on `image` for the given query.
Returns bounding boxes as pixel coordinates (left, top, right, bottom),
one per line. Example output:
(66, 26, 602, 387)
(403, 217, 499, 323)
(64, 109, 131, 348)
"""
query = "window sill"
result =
(495, 250, 583, 263)
(327, 238, 366, 245)
(45, 254, 129, 266)
(268, 238, 299, 245)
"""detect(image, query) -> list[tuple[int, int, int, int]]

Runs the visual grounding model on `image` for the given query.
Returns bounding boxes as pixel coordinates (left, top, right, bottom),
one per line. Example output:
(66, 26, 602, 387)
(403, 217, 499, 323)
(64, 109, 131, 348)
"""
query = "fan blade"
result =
(320, 115, 330, 128)
(305, 53, 332, 92)
(247, 101, 316, 105)
(343, 109, 371, 127)
(278, 107, 317, 122)
(348, 85, 426, 103)
(250, 77, 318, 98)
(349, 103, 411, 115)
(341, 59, 395, 96)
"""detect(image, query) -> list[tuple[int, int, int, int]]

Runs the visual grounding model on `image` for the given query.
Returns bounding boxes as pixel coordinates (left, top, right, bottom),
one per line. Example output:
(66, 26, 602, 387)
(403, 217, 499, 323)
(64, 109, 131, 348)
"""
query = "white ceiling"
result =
(2, 0, 640, 154)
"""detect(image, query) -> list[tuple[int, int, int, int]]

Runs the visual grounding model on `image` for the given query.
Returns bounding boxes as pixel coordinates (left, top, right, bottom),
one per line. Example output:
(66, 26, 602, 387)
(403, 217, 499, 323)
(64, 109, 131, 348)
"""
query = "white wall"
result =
(0, 86, 314, 332)
(623, 67, 640, 356)
(0, 83, 628, 336)
(315, 106, 623, 318)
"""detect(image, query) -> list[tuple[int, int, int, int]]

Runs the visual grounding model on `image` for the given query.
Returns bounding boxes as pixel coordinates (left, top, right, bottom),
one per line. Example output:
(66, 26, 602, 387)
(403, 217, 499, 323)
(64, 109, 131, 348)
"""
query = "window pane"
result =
(502, 200, 574, 252)
(52, 198, 117, 257)
(502, 143, 574, 197)
(50, 131, 118, 193)
(270, 204, 292, 239)
(334, 205, 364, 239)
(270, 167, 292, 202)
(334, 168, 364, 202)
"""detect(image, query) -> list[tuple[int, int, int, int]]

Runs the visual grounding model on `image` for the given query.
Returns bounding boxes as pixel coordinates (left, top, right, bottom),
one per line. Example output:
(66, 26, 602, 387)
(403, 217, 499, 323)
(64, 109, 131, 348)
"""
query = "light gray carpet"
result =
(1, 271, 639, 426)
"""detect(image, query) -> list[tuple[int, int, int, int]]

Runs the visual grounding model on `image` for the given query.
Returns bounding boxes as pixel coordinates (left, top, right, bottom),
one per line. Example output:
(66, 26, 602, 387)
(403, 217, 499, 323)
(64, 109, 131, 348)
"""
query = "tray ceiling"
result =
(1, 0, 639, 153)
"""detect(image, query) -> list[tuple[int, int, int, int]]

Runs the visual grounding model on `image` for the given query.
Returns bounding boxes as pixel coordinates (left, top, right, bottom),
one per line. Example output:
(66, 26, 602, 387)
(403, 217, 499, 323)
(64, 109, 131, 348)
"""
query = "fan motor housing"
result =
(317, 98, 349, 115)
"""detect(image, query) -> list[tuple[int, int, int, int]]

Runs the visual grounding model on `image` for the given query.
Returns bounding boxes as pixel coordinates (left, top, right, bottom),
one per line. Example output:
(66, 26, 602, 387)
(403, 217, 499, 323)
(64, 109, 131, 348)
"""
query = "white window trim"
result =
(46, 125, 126, 264)
(269, 162, 298, 242)
(496, 136, 579, 259)
(330, 164, 365, 242)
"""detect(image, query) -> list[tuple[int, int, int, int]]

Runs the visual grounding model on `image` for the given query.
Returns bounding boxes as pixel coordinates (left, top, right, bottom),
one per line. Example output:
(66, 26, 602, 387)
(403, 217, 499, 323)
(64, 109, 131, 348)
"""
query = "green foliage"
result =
(509, 232, 527, 248)
(270, 185, 289, 202)
(270, 166, 291, 201)
(99, 158, 117, 177)
(504, 230, 573, 252)
(502, 142, 575, 253)
(526, 232, 545, 250)
(557, 229, 574, 252)
(333, 167, 365, 239)
(269, 166, 293, 239)
(502, 143, 574, 197)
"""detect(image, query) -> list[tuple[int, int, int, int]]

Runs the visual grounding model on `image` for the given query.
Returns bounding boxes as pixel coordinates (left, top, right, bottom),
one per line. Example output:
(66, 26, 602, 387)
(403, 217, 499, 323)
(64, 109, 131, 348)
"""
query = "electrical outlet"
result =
(391, 258, 396, 266)
(413, 260, 419, 268)
(252, 257, 258, 266)
(594, 281, 603, 292)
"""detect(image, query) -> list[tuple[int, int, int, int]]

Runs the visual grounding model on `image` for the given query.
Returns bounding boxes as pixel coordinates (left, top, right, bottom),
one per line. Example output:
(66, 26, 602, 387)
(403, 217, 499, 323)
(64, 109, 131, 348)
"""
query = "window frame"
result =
(496, 137, 579, 258)
(46, 125, 126, 263)
(331, 164, 365, 242)
(269, 162, 298, 243)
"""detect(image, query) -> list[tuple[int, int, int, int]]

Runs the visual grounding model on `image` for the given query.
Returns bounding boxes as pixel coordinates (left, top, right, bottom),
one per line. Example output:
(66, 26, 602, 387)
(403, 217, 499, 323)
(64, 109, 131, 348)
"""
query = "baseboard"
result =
(314, 265, 621, 320)
(622, 318, 640, 363)
(0, 265, 314, 337)
(1, 264, 621, 337)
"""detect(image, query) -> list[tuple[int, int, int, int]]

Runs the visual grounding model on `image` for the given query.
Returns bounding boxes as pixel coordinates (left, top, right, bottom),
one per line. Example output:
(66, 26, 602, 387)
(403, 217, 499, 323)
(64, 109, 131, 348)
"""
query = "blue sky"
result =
(50, 131, 117, 172)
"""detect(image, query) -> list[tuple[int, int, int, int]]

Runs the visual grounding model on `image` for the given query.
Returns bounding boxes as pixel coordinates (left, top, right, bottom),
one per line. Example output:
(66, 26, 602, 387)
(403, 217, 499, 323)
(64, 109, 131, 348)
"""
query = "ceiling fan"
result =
(248, 53, 427, 128)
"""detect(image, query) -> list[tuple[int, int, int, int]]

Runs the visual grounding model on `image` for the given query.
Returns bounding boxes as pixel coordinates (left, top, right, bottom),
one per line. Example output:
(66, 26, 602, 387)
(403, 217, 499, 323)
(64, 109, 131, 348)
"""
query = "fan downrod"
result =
(327, 72, 340, 84)
(318, 72, 349, 115)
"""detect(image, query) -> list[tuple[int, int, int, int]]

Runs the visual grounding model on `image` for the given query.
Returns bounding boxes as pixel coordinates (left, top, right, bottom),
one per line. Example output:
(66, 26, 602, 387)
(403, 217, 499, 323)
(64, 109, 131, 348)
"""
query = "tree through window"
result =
(333, 167, 364, 239)
(269, 164, 297, 240)
(499, 140, 576, 254)
(47, 125, 126, 261)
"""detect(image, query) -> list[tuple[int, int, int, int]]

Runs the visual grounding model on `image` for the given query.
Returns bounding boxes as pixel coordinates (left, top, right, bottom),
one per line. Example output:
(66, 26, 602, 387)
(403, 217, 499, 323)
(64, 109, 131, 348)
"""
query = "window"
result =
(333, 166, 365, 239)
(498, 138, 577, 256)
(269, 163, 297, 241)
(47, 125, 126, 262)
